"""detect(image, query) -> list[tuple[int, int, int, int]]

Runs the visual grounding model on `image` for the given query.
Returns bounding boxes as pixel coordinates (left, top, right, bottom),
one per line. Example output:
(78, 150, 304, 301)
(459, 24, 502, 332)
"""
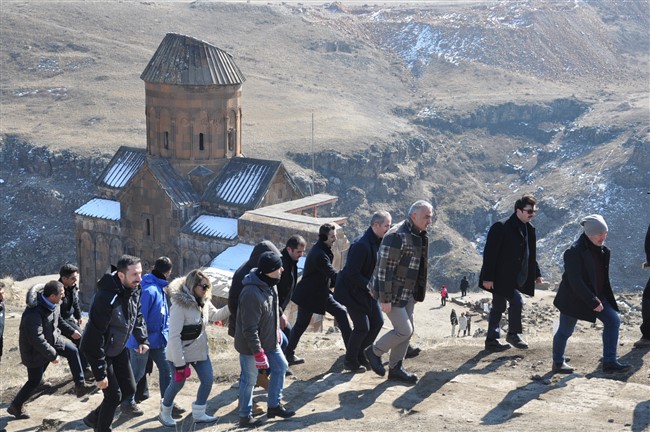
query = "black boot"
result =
(387, 361, 418, 384)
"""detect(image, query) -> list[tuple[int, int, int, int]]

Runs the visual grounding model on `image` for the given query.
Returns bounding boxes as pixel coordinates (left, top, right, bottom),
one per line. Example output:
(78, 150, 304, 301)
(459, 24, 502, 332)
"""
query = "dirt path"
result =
(1, 279, 648, 431)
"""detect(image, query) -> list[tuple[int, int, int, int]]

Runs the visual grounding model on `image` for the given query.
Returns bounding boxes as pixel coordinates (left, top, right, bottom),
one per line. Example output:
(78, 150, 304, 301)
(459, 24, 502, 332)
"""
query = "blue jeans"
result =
(238, 346, 287, 417)
(487, 290, 523, 340)
(124, 347, 172, 405)
(163, 358, 213, 406)
(553, 300, 621, 364)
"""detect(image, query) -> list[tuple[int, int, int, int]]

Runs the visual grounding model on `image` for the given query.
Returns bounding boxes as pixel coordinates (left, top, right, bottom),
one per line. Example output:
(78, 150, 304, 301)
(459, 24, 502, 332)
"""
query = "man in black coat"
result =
(278, 235, 306, 344)
(80, 255, 149, 432)
(479, 194, 543, 351)
(460, 276, 469, 297)
(334, 211, 391, 372)
(633, 223, 650, 348)
(552, 215, 630, 373)
(7, 281, 94, 420)
(57, 264, 91, 377)
(286, 223, 351, 365)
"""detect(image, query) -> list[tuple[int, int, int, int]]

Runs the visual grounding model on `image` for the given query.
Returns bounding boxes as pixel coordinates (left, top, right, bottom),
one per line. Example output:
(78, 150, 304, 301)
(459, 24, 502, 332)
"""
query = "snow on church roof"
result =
(186, 214, 238, 240)
(202, 158, 282, 210)
(97, 146, 146, 189)
(75, 198, 121, 221)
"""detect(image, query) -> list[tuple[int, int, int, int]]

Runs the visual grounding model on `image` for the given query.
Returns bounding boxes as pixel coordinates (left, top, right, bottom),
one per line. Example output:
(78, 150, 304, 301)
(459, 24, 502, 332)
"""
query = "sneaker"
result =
(239, 415, 263, 428)
(285, 354, 305, 366)
(343, 360, 366, 373)
(485, 338, 511, 352)
(364, 346, 386, 377)
(505, 333, 529, 349)
(633, 337, 650, 348)
(551, 362, 574, 374)
(7, 403, 30, 419)
(267, 404, 295, 419)
(172, 403, 186, 418)
(285, 367, 294, 377)
(602, 361, 631, 373)
(405, 345, 421, 359)
(75, 382, 97, 398)
(387, 361, 418, 384)
(121, 402, 144, 417)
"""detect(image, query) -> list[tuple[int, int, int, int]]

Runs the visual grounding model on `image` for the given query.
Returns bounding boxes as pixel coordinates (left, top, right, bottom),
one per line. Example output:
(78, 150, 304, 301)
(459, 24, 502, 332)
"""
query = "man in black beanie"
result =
(235, 251, 295, 428)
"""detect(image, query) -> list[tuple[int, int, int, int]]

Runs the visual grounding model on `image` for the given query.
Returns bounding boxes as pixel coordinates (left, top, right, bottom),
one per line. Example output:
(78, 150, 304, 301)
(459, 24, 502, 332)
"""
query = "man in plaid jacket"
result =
(364, 200, 433, 384)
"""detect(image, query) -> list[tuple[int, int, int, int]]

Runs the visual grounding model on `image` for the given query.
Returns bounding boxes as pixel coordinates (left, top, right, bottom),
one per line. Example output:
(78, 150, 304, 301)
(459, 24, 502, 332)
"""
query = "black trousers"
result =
(286, 294, 351, 356)
(345, 300, 383, 365)
(87, 349, 136, 432)
(641, 276, 650, 339)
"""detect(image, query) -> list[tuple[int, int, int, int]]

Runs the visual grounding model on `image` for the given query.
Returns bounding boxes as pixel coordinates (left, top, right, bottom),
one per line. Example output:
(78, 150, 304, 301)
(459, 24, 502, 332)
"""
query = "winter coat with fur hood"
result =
(166, 276, 230, 368)
(19, 283, 65, 368)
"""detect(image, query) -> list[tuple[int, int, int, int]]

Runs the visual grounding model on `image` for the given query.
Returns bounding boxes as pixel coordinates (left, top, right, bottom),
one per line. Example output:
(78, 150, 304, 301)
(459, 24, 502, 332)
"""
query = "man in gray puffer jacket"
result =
(235, 251, 295, 428)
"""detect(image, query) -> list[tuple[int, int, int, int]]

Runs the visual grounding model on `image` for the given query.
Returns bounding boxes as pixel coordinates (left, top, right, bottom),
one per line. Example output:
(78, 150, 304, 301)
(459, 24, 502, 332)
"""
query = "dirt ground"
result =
(0, 276, 648, 431)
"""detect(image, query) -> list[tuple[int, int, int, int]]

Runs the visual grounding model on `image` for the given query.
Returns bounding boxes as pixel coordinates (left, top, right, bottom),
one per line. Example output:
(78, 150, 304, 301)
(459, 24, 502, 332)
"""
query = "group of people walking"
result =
(4, 194, 649, 430)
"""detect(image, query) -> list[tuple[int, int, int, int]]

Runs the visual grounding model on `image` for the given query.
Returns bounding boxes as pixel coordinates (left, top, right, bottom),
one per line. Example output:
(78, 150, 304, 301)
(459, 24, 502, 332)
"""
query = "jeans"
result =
(86, 349, 136, 432)
(59, 340, 85, 385)
(374, 297, 415, 368)
(487, 290, 523, 340)
(12, 363, 49, 408)
(238, 346, 287, 417)
(285, 294, 351, 357)
(63, 318, 89, 369)
(163, 357, 213, 407)
(345, 300, 383, 365)
(124, 347, 172, 405)
(553, 300, 621, 364)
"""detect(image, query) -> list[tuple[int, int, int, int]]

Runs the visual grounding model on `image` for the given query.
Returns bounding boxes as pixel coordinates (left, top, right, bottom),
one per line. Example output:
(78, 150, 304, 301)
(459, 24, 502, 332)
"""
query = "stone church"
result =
(74, 33, 347, 303)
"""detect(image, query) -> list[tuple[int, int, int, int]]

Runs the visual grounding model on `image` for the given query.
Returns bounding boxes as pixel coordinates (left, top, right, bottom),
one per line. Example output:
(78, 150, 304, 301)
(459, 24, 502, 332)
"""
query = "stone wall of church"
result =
(144, 82, 243, 174)
(74, 216, 121, 305)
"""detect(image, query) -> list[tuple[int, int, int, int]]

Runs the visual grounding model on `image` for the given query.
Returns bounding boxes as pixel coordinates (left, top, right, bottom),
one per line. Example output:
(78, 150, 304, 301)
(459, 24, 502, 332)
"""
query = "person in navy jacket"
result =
(335, 211, 391, 372)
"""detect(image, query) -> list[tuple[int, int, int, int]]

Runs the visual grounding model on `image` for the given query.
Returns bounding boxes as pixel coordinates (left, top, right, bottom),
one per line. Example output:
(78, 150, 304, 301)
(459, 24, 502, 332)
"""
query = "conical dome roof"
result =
(141, 33, 245, 85)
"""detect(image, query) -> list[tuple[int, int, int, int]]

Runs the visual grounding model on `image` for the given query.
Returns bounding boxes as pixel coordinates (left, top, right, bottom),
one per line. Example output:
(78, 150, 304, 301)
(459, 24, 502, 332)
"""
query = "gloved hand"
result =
(254, 349, 269, 369)
(174, 365, 191, 382)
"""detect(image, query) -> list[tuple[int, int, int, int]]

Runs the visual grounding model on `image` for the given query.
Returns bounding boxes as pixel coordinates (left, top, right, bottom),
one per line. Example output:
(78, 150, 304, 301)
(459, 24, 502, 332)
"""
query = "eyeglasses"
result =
(522, 209, 537, 215)
(197, 283, 210, 290)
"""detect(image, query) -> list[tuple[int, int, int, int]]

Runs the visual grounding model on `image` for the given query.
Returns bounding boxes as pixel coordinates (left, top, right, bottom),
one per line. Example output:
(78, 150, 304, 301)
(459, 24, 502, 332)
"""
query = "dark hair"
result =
(116, 255, 141, 274)
(43, 280, 63, 297)
(153, 256, 172, 273)
(370, 211, 391, 226)
(286, 235, 306, 249)
(318, 223, 336, 242)
(514, 194, 537, 212)
(59, 263, 79, 278)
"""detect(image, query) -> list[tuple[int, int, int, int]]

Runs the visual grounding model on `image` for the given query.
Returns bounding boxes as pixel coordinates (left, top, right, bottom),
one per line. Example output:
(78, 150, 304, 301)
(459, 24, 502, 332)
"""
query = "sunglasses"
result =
(197, 283, 210, 290)
(522, 209, 537, 215)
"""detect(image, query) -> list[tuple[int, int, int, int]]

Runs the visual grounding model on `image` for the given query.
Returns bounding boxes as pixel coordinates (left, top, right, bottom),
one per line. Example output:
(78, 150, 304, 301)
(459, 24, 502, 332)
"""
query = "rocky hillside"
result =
(0, 1, 648, 289)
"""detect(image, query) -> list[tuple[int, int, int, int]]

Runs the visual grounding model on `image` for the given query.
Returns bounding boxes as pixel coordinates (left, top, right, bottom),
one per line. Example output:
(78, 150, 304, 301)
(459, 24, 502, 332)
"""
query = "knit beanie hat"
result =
(257, 251, 283, 274)
(581, 214, 608, 236)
